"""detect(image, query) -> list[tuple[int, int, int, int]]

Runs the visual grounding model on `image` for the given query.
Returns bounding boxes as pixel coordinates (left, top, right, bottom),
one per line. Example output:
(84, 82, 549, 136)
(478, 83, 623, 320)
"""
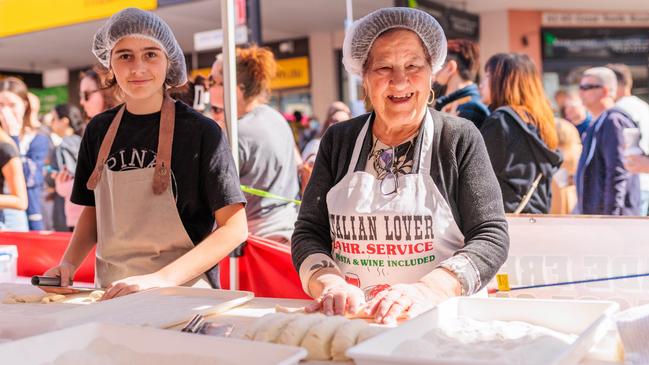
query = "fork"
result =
(180, 314, 205, 333)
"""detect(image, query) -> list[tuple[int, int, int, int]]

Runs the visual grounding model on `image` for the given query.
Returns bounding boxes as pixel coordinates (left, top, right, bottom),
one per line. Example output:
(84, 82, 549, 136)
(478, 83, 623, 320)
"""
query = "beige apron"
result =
(86, 96, 210, 288)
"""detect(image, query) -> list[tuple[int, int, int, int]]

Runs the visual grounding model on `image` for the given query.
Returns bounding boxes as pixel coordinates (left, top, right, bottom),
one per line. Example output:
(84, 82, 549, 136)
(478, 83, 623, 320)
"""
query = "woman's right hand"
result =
(41, 261, 78, 294)
(305, 273, 366, 316)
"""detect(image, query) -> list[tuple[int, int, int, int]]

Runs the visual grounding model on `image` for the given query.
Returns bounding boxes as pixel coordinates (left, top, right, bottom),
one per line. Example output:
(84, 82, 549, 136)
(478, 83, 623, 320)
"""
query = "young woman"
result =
(49, 104, 85, 230)
(479, 53, 562, 214)
(44, 8, 247, 299)
(0, 105, 28, 228)
(0, 77, 49, 230)
(79, 68, 119, 121)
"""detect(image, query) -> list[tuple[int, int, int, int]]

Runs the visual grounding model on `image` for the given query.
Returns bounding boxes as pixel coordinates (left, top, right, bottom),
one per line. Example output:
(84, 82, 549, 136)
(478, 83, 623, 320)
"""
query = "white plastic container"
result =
(0, 245, 18, 283)
(0, 322, 307, 365)
(347, 297, 619, 365)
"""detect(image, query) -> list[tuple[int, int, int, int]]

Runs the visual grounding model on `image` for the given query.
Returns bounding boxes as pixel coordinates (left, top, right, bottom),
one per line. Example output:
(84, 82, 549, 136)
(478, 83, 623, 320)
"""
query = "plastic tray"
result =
(0, 322, 307, 365)
(347, 297, 619, 365)
(45, 287, 254, 329)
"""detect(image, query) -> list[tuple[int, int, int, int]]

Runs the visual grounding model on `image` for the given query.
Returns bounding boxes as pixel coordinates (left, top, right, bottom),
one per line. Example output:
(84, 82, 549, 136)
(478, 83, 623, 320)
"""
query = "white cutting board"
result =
(0, 322, 307, 365)
(44, 286, 253, 329)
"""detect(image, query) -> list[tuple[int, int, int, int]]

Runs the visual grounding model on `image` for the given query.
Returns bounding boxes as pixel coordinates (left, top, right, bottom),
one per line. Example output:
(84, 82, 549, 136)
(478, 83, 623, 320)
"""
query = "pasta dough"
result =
(331, 319, 368, 361)
(2, 291, 105, 305)
(300, 315, 348, 360)
(253, 313, 295, 343)
(276, 313, 325, 347)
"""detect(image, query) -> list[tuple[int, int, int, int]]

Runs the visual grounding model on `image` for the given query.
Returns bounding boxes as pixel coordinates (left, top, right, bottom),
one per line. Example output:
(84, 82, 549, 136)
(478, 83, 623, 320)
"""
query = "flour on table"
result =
(393, 316, 577, 365)
(2, 291, 104, 305)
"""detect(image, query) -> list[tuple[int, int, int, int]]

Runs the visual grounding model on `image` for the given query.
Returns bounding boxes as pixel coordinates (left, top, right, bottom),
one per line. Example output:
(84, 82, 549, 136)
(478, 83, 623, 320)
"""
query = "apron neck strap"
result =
(86, 95, 176, 195)
(152, 95, 175, 195)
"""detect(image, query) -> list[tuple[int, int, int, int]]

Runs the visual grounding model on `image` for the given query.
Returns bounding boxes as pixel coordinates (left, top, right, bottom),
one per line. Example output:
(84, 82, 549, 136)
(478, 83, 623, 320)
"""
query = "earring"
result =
(427, 88, 435, 105)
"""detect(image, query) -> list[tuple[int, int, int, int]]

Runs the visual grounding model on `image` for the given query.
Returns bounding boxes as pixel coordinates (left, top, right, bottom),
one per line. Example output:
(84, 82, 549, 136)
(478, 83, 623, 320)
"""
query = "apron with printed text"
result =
(326, 110, 464, 299)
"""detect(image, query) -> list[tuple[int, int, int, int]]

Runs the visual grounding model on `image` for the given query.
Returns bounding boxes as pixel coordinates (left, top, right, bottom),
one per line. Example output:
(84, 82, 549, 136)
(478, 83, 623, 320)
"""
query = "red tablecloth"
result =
(0, 231, 308, 299)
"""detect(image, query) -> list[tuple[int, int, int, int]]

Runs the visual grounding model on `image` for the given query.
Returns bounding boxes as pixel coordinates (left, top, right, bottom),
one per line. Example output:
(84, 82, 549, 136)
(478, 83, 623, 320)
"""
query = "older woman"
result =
(292, 7, 509, 324)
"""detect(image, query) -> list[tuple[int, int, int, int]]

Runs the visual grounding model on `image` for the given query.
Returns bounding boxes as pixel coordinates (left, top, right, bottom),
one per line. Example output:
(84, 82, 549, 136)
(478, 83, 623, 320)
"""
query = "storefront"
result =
(541, 13, 649, 100)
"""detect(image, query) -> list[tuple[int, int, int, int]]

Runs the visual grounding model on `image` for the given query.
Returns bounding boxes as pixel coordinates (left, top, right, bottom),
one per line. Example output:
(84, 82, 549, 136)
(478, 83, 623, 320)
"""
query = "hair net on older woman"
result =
(92, 7, 187, 87)
(342, 7, 447, 77)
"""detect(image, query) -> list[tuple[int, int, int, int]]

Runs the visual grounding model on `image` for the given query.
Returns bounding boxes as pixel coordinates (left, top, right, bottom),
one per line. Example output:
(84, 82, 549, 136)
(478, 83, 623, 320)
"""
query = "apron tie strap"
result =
(86, 105, 126, 190)
(152, 95, 176, 195)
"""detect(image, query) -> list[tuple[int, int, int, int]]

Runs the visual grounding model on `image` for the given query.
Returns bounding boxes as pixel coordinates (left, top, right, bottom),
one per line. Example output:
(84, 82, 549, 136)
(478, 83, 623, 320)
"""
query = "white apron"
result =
(326, 110, 464, 299)
(86, 96, 210, 288)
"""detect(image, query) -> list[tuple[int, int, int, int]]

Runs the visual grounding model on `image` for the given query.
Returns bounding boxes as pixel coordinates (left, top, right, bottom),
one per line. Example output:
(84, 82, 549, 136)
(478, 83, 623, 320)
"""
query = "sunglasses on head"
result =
(579, 83, 603, 91)
(81, 89, 100, 102)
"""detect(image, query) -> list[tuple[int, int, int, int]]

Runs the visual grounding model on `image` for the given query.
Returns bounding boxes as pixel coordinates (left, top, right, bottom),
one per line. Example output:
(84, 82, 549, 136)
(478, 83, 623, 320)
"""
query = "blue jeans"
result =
(2, 209, 29, 232)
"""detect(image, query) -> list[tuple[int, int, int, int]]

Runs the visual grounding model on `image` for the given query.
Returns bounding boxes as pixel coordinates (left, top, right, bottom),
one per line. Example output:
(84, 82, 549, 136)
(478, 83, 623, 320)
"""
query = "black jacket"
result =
(434, 84, 490, 129)
(480, 107, 563, 214)
(292, 108, 509, 291)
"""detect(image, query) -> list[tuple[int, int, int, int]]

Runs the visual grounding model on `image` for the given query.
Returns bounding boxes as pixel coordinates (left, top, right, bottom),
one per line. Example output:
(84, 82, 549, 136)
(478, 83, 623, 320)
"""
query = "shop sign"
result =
(0, 0, 156, 38)
(543, 12, 649, 27)
(193, 26, 249, 52)
(542, 28, 649, 60)
(270, 57, 310, 90)
(31, 86, 69, 114)
(404, 0, 480, 40)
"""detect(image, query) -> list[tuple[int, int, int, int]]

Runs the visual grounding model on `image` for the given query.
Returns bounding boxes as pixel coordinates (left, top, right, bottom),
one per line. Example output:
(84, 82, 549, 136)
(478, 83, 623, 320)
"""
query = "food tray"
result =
(45, 287, 253, 329)
(0, 322, 307, 365)
(347, 297, 619, 365)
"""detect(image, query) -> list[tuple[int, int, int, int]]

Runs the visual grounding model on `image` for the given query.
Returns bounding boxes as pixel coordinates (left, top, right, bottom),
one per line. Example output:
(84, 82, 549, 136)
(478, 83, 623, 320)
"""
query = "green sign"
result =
(31, 86, 69, 114)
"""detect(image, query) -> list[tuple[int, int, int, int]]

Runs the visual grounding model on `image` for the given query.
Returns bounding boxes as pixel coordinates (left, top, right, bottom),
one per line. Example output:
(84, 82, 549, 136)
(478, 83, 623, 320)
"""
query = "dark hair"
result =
(606, 63, 633, 90)
(0, 77, 32, 131)
(53, 104, 84, 136)
(485, 53, 558, 150)
(319, 101, 351, 138)
(447, 39, 480, 82)
(234, 45, 277, 101)
(80, 67, 120, 110)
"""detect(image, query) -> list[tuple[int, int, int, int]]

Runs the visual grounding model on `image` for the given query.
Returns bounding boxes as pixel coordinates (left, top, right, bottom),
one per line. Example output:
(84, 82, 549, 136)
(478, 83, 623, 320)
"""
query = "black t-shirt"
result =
(71, 101, 246, 287)
(0, 141, 19, 224)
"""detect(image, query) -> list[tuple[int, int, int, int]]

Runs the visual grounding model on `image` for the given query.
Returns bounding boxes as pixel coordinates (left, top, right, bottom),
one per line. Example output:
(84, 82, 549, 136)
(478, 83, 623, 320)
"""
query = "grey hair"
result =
(583, 67, 617, 98)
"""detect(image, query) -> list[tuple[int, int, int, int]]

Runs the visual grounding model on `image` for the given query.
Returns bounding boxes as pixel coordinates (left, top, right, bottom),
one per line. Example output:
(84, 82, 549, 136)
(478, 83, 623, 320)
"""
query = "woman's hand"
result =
(624, 154, 649, 174)
(42, 261, 79, 294)
(100, 272, 175, 301)
(0, 106, 22, 136)
(364, 282, 446, 324)
(305, 273, 366, 316)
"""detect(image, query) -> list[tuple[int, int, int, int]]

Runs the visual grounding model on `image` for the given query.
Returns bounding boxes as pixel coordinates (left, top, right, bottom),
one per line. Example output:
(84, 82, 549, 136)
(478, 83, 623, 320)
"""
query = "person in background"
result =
(576, 67, 640, 215)
(479, 53, 562, 214)
(433, 39, 489, 129)
(0, 105, 29, 229)
(49, 104, 85, 231)
(299, 101, 351, 194)
(0, 77, 49, 230)
(607, 63, 649, 216)
(210, 46, 299, 244)
(563, 90, 592, 139)
(79, 68, 120, 122)
(551, 118, 582, 214)
(554, 89, 569, 118)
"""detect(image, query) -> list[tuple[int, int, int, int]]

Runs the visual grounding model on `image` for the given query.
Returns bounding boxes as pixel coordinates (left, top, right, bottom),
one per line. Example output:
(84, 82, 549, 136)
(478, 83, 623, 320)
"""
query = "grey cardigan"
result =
(291, 108, 509, 292)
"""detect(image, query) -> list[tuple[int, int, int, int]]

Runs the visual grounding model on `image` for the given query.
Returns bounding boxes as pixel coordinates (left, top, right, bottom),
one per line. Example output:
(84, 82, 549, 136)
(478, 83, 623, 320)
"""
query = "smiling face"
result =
(110, 36, 168, 102)
(363, 29, 432, 127)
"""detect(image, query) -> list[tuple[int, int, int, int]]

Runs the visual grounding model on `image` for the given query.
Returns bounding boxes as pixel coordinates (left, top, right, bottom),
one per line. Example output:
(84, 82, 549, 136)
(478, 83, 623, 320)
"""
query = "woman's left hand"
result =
(364, 282, 447, 324)
(100, 272, 174, 301)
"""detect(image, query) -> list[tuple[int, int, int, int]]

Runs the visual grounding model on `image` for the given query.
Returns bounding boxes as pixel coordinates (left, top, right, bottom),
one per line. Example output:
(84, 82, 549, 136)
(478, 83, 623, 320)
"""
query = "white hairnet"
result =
(92, 7, 187, 87)
(342, 7, 447, 76)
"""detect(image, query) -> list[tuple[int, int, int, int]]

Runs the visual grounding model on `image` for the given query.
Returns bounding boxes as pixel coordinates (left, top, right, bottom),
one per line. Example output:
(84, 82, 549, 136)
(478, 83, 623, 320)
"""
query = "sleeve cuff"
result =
(298, 253, 341, 297)
(438, 253, 481, 296)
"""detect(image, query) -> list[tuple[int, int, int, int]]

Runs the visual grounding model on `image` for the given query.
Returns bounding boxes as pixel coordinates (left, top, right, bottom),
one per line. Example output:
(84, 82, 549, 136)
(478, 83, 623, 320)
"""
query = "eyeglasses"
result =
(378, 148, 398, 195)
(578, 83, 603, 91)
(81, 89, 100, 102)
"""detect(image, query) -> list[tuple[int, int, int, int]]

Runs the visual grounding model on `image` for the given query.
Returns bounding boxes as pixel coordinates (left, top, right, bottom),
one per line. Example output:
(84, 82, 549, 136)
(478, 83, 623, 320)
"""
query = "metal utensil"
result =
(181, 314, 205, 333)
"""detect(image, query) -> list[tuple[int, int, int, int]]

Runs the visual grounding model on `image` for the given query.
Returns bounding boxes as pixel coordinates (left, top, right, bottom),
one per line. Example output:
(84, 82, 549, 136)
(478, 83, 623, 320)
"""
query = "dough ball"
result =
(331, 319, 369, 361)
(276, 313, 326, 347)
(301, 316, 349, 360)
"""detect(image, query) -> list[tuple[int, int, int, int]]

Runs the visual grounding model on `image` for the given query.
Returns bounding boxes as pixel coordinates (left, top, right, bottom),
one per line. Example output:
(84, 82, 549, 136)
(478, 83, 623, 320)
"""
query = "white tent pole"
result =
(345, 0, 358, 106)
(222, 0, 240, 291)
